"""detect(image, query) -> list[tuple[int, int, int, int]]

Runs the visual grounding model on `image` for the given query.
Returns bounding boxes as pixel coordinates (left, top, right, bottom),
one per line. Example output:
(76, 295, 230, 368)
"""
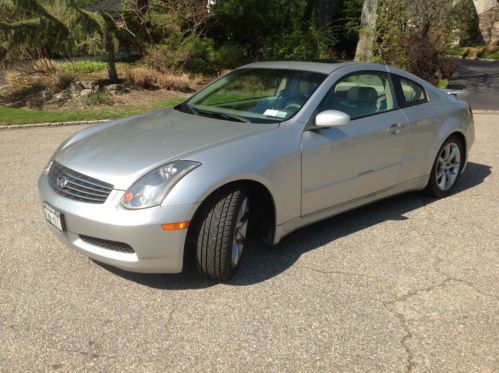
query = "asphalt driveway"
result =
(449, 59, 499, 111)
(0, 114, 497, 372)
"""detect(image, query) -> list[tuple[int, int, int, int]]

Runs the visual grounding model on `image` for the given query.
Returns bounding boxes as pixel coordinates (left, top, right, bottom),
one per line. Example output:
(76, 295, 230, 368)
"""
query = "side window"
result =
(396, 76, 427, 107)
(318, 71, 396, 120)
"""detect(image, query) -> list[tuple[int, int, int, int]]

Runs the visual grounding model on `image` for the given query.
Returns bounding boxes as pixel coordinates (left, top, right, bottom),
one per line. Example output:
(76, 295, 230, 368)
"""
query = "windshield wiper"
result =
(200, 110, 250, 123)
(177, 103, 250, 123)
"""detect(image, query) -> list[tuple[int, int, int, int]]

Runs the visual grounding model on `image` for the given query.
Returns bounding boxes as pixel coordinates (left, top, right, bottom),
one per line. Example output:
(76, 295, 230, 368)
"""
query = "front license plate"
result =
(43, 202, 66, 232)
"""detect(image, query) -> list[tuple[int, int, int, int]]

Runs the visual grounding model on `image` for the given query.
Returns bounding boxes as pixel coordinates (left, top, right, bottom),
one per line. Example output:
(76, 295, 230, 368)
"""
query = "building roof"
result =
(474, 0, 497, 14)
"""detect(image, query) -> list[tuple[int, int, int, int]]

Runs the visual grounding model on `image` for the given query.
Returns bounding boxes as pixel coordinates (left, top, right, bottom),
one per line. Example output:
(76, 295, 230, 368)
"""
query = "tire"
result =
(194, 187, 250, 280)
(424, 135, 464, 198)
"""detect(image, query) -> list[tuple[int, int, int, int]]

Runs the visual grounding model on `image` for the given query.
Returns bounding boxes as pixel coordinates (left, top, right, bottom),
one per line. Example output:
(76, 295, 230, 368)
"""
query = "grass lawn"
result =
(448, 46, 499, 60)
(0, 97, 184, 125)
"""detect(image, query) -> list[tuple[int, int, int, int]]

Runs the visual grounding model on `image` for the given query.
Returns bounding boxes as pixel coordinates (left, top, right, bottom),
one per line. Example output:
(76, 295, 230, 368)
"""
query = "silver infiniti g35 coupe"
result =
(38, 61, 475, 280)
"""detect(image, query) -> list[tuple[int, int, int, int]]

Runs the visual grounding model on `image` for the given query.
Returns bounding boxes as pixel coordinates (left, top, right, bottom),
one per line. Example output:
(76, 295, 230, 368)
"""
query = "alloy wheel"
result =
(231, 197, 249, 267)
(436, 142, 461, 191)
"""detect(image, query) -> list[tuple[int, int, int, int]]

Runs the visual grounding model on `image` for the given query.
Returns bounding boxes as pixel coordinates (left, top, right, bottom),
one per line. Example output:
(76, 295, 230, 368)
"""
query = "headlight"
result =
(121, 160, 201, 209)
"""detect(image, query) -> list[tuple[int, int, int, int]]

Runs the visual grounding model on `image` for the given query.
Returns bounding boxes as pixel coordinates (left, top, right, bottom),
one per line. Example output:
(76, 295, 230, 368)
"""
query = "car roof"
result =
(237, 61, 360, 75)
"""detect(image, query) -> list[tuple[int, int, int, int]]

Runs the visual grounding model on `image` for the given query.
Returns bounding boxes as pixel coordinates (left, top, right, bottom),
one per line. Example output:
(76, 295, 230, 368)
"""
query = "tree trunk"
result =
(354, 0, 378, 61)
(303, 0, 316, 22)
(106, 52, 119, 83)
(316, 0, 333, 28)
(136, 0, 149, 16)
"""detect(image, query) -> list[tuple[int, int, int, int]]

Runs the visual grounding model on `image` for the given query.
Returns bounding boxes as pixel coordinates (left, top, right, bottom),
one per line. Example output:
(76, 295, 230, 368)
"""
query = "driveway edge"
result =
(473, 110, 499, 114)
(0, 119, 110, 130)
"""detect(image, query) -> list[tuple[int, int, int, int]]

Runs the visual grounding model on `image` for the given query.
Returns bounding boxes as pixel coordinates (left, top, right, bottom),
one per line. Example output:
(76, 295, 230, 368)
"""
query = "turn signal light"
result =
(162, 222, 190, 231)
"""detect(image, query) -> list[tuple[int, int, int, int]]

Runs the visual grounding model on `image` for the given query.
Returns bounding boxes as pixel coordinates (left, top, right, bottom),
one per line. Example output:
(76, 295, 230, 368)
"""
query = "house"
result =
(474, 0, 499, 44)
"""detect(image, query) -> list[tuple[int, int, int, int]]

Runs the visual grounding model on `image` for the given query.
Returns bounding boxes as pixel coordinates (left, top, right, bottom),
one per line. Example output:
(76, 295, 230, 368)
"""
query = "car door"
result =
(301, 70, 409, 216)
(390, 73, 436, 182)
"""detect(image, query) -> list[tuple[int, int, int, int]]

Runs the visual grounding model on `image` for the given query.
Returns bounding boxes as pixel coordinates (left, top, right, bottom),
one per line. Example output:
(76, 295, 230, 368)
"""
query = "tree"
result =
(354, 0, 378, 60)
(448, 0, 482, 46)
(0, 0, 124, 82)
(0, 0, 70, 65)
(72, 1, 124, 82)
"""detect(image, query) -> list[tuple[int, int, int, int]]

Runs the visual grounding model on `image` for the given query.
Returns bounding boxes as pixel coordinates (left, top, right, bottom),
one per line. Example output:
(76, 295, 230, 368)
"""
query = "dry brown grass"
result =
(126, 67, 197, 93)
(126, 67, 158, 89)
(32, 58, 58, 76)
(156, 73, 194, 92)
(38, 71, 76, 95)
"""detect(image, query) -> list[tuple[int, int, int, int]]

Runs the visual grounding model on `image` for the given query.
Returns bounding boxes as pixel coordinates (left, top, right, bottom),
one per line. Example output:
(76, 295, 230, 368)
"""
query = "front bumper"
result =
(38, 169, 200, 273)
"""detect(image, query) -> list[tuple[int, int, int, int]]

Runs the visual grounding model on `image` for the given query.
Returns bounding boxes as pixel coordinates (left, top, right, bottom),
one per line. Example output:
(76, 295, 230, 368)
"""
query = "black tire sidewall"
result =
(194, 187, 249, 280)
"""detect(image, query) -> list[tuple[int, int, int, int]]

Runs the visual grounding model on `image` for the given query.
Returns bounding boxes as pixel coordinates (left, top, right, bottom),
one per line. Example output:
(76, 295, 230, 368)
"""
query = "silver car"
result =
(38, 61, 475, 280)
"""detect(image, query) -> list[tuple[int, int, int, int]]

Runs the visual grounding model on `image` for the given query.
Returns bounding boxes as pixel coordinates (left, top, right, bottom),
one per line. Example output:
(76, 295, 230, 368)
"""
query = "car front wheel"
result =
(194, 186, 250, 280)
(425, 135, 464, 197)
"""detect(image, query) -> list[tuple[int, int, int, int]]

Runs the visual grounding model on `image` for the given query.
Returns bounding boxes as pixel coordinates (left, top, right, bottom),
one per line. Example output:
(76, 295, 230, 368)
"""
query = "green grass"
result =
(447, 47, 469, 57)
(59, 60, 134, 74)
(438, 79, 449, 89)
(0, 97, 184, 125)
(447, 46, 499, 60)
(481, 50, 499, 60)
(84, 92, 114, 106)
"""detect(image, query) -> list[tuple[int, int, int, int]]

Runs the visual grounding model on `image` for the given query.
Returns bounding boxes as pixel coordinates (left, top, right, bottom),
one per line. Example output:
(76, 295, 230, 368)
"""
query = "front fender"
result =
(162, 123, 304, 226)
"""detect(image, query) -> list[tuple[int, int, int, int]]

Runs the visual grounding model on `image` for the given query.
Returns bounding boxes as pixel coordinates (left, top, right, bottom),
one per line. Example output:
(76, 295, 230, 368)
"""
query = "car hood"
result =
(56, 108, 276, 190)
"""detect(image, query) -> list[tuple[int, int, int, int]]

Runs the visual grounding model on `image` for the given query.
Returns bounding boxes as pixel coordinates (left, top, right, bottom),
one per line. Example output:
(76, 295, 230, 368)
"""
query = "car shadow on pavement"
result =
(97, 162, 491, 289)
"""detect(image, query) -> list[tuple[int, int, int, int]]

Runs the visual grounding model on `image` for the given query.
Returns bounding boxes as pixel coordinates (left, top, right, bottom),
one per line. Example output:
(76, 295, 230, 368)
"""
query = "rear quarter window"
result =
(394, 75, 428, 107)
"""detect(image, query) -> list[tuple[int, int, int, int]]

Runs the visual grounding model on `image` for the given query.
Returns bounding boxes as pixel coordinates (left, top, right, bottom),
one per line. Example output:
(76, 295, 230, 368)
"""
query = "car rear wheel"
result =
(194, 187, 250, 280)
(425, 135, 464, 198)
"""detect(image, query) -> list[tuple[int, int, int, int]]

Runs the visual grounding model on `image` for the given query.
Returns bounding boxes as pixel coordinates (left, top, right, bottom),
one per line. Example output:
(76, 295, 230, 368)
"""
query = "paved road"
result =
(0, 116, 497, 371)
(450, 59, 499, 111)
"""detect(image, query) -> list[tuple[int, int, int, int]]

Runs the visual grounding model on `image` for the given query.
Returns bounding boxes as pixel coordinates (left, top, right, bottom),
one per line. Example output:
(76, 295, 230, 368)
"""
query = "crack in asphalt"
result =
(297, 198, 497, 373)
(430, 205, 499, 238)
(380, 203, 498, 372)
(299, 266, 370, 278)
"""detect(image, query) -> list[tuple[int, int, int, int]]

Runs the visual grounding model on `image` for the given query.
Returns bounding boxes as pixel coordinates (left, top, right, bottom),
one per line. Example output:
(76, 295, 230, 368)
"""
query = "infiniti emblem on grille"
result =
(57, 176, 69, 189)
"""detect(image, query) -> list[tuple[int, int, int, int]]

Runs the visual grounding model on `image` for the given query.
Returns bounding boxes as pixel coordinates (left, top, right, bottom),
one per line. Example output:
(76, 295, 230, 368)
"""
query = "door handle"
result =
(388, 123, 402, 135)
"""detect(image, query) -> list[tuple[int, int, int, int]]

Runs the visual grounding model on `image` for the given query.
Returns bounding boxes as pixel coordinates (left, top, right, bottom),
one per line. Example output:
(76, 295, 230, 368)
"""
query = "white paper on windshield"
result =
(263, 109, 287, 119)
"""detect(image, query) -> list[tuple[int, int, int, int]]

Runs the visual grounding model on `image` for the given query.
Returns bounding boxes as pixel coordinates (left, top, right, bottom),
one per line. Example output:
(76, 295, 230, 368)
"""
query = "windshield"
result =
(176, 69, 327, 123)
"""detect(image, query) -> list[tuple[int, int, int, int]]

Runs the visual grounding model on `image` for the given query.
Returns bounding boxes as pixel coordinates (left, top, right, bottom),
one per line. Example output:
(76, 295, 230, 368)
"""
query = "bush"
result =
(182, 38, 218, 75)
(126, 67, 195, 92)
(144, 46, 185, 74)
(262, 24, 335, 61)
(145, 39, 247, 76)
(32, 58, 58, 76)
(215, 44, 247, 70)
(39, 71, 76, 94)
(126, 67, 158, 89)
(156, 73, 194, 92)
(438, 58, 458, 79)
(449, 0, 482, 46)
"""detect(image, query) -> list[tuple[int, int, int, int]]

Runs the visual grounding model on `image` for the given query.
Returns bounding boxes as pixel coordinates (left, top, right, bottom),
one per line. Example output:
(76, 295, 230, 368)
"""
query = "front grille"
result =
(79, 235, 135, 253)
(48, 162, 113, 204)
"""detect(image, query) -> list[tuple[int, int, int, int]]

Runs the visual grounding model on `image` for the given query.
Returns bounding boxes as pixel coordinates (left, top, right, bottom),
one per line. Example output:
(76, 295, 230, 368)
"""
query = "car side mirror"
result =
(315, 110, 350, 128)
